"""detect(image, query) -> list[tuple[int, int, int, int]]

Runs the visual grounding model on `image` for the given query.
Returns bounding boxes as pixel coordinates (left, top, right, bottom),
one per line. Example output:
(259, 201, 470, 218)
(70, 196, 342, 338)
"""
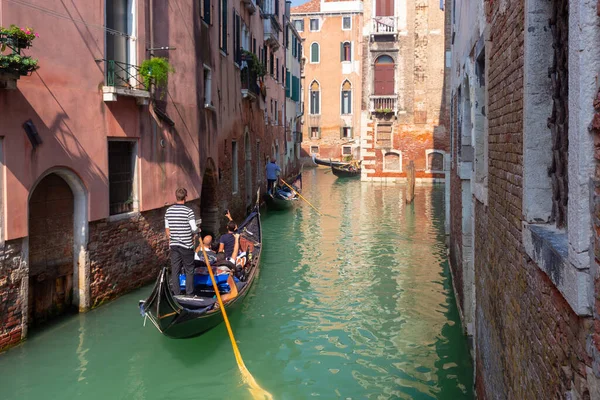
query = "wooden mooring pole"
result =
(406, 160, 415, 204)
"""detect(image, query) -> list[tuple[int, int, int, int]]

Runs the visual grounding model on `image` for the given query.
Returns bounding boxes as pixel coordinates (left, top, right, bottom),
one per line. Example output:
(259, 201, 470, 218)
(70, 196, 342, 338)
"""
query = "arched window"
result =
(374, 55, 395, 95)
(310, 42, 320, 63)
(341, 42, 351, 62)
(341, 80, 352, 115)
(310, 81, 320, 115)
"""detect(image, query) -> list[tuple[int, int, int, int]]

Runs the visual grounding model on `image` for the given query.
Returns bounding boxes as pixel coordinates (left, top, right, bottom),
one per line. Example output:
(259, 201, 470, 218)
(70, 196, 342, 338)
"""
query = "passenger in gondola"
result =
(196, 235, 217, 265)
(266, 157, 281, 194)
(219, 210, 247, 267)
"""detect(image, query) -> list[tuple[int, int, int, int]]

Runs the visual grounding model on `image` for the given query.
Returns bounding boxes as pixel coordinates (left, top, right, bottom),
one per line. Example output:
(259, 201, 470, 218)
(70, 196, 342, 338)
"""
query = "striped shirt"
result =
(165, 204, 198, 249)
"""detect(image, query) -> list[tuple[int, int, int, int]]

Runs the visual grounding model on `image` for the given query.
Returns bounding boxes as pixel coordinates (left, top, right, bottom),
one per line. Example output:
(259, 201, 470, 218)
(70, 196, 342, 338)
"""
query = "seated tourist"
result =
(195, 235, 217, 265)
(219, 211, 247, 267)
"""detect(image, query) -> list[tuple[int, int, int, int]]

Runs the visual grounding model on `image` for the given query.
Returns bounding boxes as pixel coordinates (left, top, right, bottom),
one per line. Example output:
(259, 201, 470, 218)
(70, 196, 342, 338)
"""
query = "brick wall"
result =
(472, 0, 596, 397)
(88, 205, 182, 307)
(449, 92, 464, 309)
(0, 240, 26, 352)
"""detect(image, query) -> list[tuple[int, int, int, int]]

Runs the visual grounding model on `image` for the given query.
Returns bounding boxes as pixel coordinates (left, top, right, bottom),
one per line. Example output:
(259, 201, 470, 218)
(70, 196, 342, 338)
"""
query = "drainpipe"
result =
(149, 0, 154, 58)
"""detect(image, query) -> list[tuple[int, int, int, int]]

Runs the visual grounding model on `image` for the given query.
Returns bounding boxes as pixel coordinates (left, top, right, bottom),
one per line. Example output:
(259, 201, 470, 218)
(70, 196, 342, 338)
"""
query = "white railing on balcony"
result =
(372, 16, 396, 34)
(264, 18, 280, 47)
(370, 95, 397, 113)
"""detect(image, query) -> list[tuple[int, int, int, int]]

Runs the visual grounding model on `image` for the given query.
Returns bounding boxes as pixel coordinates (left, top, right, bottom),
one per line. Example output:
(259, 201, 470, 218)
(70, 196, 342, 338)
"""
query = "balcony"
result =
(372, 16, 397, 39)
(242, 0, 257, 14)
(241, 66, 259, 101)
(101, 60, 150, 105)
(263, 15, 281, 50)
(370, 95, 398, 115)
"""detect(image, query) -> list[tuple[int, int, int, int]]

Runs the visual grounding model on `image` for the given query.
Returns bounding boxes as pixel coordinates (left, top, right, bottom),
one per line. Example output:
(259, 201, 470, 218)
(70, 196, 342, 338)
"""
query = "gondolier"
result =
(265, 157, 281, 194)
(165, 188, 199, 295)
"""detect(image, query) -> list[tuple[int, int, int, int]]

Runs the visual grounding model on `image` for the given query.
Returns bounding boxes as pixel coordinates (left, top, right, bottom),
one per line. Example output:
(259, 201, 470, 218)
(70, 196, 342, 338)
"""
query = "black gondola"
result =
(263, 173, 302, 211)
(312, 154, 348, 168)
(139, 206, 262, 339)
(331, 163, 361, 178)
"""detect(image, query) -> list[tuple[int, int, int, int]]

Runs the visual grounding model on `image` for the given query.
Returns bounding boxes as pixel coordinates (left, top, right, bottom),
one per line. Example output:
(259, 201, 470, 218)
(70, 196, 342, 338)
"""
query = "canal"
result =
(0, 169, 473, 399)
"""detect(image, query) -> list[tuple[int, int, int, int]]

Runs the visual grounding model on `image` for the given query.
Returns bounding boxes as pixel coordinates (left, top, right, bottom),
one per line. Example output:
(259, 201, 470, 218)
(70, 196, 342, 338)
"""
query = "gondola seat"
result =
(179, 273, 231, 294)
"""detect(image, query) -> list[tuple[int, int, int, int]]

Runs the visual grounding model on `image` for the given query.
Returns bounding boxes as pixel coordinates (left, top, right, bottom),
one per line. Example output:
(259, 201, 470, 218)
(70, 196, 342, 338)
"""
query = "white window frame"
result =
(382, 150, 402, 172)
(309, 80, 321, 115)
(341, 145, 352, 156)
(310, 42, 320, 64)
(341, 41, 352, 63)
(310, 145, 319, 154)
(309, 18, 320, 32)
(342, 16, 351, 31)
(293, 19, 304, 32)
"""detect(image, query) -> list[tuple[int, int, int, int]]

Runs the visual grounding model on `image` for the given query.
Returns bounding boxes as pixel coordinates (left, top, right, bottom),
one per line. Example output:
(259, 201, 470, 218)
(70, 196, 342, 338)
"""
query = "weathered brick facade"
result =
(0, 240, 26, 351)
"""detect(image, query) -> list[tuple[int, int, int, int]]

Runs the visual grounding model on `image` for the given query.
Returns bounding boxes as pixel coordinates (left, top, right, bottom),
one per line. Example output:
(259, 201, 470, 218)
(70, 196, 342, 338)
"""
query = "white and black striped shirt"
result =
(165, 204, 198, 249)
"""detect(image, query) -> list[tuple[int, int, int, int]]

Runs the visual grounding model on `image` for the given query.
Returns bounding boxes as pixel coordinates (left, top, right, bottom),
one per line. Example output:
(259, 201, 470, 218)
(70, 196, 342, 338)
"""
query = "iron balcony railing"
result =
(372, 16, 397, 34)
(105, 59, 146, 90)
(241, 65, 260, 96)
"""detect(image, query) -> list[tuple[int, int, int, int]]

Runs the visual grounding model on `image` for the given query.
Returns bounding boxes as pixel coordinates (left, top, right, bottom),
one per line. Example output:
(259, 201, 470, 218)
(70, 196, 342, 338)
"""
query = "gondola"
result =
(263, 173, 302, 211)
(331, 163, 361, 178)
(139, 205, 262, 339)
(312, 154, 348, 168)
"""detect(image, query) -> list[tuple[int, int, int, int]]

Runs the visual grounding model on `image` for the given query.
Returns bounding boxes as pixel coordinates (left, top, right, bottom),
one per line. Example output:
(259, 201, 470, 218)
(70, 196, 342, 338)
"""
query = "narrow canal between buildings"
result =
(0, 168, 473, 399)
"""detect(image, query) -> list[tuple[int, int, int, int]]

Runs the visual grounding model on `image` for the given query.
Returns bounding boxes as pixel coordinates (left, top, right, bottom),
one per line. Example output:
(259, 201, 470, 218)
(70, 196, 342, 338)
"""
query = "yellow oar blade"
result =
(199, 246, 273, 399)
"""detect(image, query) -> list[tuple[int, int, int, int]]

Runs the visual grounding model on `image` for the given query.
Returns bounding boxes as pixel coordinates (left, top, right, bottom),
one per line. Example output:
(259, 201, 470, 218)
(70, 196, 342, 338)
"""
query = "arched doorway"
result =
(28, 173, 76, 327)
(244, 130, 253, 207)
(200, 158, 219, 236)
(374, 55, 395, 95)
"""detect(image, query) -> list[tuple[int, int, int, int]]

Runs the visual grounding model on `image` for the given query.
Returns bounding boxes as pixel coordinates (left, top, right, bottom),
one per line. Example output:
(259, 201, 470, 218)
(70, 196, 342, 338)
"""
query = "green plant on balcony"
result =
(241, 50, 266, 78)
(375, 107, 393, 114)
(0, 54, 39, 75)
(139, 57, 174, 94)
(0, 25, 39, 49)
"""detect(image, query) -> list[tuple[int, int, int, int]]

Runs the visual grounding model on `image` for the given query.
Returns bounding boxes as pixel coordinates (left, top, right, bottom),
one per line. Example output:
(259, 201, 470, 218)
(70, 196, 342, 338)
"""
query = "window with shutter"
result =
(311, 43, 319, 63)
(310, 19, 319, 31)
(374, 55, 395, 95)
(376, 0, 394, 16)
(341, 42, 351, 62)
(202, 0, 211, 23)
(219, 0, 228, 52)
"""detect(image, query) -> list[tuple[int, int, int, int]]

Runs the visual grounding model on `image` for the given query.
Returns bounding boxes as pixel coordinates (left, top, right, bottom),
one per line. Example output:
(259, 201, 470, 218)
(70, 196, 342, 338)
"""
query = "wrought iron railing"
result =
(105, 59, 146, 90)
(241, 66, 259, 96)
(373, 16, 396, 33)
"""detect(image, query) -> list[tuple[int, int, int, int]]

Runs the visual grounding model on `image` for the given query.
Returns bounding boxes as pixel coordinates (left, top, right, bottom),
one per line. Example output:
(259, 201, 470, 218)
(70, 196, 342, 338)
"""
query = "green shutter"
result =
(286, 70, 291, 98)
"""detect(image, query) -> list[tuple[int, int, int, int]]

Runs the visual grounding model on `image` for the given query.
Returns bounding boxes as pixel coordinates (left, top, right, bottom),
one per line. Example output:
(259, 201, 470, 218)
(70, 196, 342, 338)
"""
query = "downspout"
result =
(149, 0, 154, 58)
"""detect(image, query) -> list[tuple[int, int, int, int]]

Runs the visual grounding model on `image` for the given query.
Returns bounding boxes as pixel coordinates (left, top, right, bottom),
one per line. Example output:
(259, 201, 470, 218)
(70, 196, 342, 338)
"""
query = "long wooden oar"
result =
(280, 178, 323, 216)
(199, 245, 273, 399)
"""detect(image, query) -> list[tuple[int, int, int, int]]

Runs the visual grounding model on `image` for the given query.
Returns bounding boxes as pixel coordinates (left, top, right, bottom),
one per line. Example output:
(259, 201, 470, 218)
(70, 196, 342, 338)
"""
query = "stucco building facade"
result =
(292, 0, 364, 161)
(0, 0, 300, 351)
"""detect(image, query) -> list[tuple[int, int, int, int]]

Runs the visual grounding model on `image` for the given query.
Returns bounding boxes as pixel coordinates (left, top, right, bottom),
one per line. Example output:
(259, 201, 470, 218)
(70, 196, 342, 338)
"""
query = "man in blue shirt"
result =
(265, 157, 281, 194)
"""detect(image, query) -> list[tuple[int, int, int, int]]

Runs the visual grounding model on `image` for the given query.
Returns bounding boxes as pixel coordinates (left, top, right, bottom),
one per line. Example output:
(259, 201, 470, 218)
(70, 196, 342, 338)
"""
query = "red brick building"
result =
(0, 0, 300, 351)
(447, 0, 600, 396)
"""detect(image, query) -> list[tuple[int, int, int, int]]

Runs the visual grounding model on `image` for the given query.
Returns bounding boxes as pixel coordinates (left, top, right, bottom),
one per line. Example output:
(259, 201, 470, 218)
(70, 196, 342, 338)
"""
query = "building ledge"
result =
(523, 223, 592, 316)
(102, 86, 150, 105)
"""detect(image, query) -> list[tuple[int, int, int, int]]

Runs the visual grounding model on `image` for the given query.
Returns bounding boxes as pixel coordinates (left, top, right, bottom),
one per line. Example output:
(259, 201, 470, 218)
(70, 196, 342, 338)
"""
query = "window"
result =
(310, 18, 319, 31)
(297, 42, 302, 62)
(426, 150, 445, 172)
(310, 127, 321, 139)
(309, 81, 320, 115)
(341, 42, 352, 62)
(108, 140, 137, 215)
(219, 0, 227, 53)
(256, 141, 261, 183)
(342, 16, 351, 30)
(294, 19, 304, 32)
(276, 58, 279, 81)
(201, 0, 211, 23)
(342, 146, 352, 155)
(374, 55, 395, 95)
(376, 122, 392, 147)
(106, 0, 135, 80)
(376, 0, 395, 16)
(292, 36, 297, 57)
(310, 42, 320, 63)
(203, 65, 212, 107)
(275, 100, 279, 124)
(310, 145, 319, 154)
(232, 141, 238, 193)
(341, 80, 352, 114)
(233, 11, 241, 64)
(269, 51, 274, 75)
(341, 127, 353, 139)
(383, 151, 402, 171)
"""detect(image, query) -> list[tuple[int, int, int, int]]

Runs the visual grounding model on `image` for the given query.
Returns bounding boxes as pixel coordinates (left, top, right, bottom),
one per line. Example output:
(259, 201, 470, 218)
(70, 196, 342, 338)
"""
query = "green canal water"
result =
(0, 169, 473, 399)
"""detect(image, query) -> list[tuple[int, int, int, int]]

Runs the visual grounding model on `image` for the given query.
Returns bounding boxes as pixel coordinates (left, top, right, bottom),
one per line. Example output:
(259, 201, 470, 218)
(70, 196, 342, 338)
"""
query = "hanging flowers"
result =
(0, 25, 39, 49)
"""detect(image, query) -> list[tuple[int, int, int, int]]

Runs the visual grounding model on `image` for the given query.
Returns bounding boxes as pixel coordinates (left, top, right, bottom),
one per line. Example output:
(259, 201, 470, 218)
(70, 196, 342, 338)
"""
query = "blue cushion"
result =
(179, 274, 230, 293)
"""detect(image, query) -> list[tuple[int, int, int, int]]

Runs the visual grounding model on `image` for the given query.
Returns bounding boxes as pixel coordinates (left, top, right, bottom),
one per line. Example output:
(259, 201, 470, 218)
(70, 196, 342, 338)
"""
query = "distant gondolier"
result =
(265, 157, 281, 194)
(165, 188, 199, 295)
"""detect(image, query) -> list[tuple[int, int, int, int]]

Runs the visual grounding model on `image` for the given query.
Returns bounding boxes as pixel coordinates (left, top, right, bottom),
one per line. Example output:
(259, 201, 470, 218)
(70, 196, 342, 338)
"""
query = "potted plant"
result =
(139, 57, 174, 94)
(0, 25, 38, 49)
(0, 54, 39, 75)
(241, 50, 266, 78)
(374, 107, 394, 120)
